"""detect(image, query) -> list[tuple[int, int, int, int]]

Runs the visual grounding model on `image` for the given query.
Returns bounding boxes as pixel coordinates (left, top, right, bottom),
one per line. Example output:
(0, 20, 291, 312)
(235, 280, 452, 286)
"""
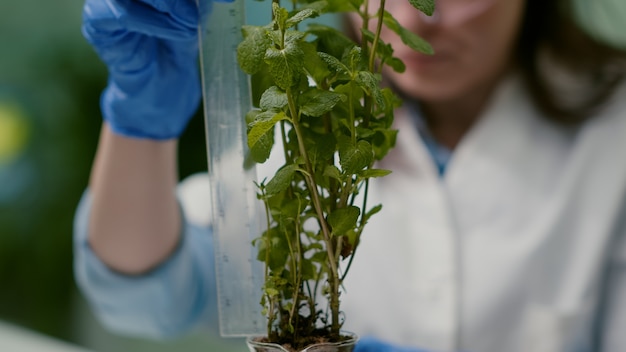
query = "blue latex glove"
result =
(354, 336, 429, 352)
(82, 0, 231, 140)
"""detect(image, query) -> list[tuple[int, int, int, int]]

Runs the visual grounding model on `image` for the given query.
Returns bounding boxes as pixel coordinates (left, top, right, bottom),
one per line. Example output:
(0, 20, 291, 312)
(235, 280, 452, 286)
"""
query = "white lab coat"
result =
(178, 76, 626, 352)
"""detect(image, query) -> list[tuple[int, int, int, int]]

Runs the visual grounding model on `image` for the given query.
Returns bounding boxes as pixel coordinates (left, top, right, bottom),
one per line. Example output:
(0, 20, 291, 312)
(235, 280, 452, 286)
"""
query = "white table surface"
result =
(0, 320, 93, 352)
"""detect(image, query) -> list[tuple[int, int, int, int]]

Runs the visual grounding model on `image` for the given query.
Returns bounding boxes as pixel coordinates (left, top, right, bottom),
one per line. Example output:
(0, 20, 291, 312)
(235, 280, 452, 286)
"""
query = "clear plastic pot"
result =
(246, 332, 358, 352)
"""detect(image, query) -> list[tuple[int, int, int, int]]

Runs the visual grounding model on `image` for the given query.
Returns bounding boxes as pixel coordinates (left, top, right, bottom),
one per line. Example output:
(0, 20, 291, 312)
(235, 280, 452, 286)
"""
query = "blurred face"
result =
(353, 0, 526, 104)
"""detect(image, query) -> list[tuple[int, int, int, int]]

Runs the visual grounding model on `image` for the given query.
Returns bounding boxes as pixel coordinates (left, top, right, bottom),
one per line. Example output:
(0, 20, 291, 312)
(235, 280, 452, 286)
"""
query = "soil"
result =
(251, 333, 354, 352)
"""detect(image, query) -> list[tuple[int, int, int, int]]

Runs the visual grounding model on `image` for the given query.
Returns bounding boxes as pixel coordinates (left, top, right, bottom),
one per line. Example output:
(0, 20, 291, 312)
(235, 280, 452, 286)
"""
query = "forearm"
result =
(88, 123, 181, 275)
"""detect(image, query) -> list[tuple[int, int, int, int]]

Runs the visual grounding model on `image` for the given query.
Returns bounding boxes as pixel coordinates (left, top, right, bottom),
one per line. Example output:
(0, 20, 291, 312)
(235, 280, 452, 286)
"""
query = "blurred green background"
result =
(0, 0, 103, 343)
(0, 0, 234, 350)
(0, 0, 334, 351)
(0, 0, 623, 351)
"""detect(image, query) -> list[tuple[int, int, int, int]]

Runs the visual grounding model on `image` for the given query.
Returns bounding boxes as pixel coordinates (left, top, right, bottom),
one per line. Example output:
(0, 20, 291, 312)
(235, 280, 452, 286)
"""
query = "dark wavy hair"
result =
(518, 0, 626, 123)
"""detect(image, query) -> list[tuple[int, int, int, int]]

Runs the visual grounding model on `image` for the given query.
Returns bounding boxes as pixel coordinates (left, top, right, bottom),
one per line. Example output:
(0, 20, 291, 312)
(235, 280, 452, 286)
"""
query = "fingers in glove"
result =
(136, 0, 234, 25)
(83, 0, 197, 43)
(135, 0, 199, 28)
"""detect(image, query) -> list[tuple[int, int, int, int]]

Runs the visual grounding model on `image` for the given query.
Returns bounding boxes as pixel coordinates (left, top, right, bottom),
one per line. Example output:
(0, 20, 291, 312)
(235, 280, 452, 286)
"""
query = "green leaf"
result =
(327, 206, 360, 235)
(387, 57, 406, 73)
(268, 29, 283, 46)
(300, 42, 331, 84)
(324, 0, 358, 12)
(359, 168, 392, 179)
(249, 125, 275, 163)
(345, 229, 358, 255)
(265, 164, 297, 196)
(256, 229, 289, 270)
(276, 198, 305, 225)
(284, 30, 307, 46)
(310, 251, 328, 263)
(382, 11, 434, 55)
(266, 287, 280, 297)
(286, 8, 318, 29)
(305, 131, 336, 165)
(250, 63, 274, 108)
(260, 86, 288, 111)
(245, 109, 261, 124)
(300, 89, 345, 117)
(301, 260, 317, 281)
(355, 71, 385, 109)
(273, 3, 290, 31)
(360, 28, 406, 73)
(339, 139, 373, 174)
(360, 28, 391, 57)
(348, 0, 365, 9)
(318, 52, 349, 75)
(265, 43, 304, 90)
(408, 0, 435, 16)
(323, 165, 342, 180)
(301, 1, 329, 14)
(344, 45, 363, 70)
(364, 204, 383, 220)
(371, 128, 398, 160)
(238, 25, 271, 75)
(248, 111, 287, 149)
(381, 87, 403, 116)
(307, 24, 355, 59)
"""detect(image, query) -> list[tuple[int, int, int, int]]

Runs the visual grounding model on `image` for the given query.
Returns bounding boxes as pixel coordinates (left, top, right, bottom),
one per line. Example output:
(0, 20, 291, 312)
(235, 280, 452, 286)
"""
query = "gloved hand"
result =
(354, 336, 429, 352)
(82, 0, 232, 140)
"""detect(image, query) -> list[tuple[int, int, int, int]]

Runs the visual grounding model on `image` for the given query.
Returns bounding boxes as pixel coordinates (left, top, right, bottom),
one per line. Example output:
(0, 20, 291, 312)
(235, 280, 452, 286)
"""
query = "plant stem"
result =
(361, 0, 370, 49)
(280, 121, 290, 165)
(286, 89, 338, 276)
(272, 0, 280, 16)
(283, 225, 300, 331)
(330, 271, 340, 338)
(369, 0, 386, 73)
(260, 192, 275, 337)
(341, 178, 369, 281)
(286, 86, 342, 337)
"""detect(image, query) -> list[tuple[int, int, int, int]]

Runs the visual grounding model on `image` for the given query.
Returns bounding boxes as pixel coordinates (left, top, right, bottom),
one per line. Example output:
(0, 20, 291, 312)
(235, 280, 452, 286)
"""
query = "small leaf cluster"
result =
(236, 0, 434, 347)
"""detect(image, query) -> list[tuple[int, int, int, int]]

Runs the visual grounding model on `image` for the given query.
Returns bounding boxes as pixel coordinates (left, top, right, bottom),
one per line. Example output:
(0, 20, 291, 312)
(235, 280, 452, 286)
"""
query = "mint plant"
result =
(237, 0, 434, 349)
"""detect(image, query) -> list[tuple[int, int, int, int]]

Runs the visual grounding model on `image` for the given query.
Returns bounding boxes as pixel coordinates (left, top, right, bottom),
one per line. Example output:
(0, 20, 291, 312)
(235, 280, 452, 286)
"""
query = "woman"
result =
(75, 0, 626, 351)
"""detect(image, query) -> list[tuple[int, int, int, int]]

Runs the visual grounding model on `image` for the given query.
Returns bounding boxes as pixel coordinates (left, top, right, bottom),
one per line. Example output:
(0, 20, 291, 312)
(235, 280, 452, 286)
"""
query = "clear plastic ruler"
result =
(197, 0, 265, 337)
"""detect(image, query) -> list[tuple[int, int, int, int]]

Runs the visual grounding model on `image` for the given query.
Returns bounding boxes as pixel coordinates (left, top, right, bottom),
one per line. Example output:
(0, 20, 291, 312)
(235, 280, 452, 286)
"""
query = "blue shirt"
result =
(73, 191, 221, 338)
(406, 101, 452, 176)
